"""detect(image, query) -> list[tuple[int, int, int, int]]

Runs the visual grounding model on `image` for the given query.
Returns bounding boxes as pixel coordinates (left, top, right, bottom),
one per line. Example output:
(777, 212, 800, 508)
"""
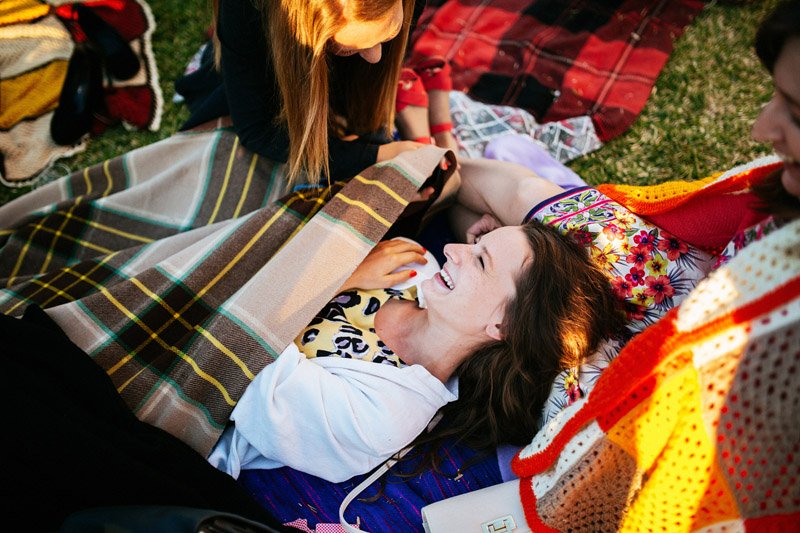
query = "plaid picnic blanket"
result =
(0, 0, 162, 187)
(0, 125, 450, 456)
(408, 0, 705, 142)
(512, 158, 800, 531)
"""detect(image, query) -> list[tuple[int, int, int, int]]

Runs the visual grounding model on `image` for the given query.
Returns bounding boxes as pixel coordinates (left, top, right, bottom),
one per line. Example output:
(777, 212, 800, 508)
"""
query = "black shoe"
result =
(73, 4, 139, 81)
(50, 45, 104, 146)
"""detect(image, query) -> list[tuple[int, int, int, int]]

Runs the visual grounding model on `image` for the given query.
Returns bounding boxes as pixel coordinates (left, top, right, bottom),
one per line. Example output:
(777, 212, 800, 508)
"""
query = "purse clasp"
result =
(481, 514, 517, 533)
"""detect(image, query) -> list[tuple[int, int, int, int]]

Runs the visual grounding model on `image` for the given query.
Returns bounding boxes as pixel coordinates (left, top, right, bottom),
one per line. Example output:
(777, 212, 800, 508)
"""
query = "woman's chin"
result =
(781, 163, 800, 200)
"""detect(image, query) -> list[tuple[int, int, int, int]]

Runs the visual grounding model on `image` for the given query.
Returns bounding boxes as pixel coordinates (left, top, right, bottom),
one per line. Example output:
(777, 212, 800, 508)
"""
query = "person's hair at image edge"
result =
(752, 0, 800, 219)
(212, 0, 415, 185)
(404, 220, 625, 474)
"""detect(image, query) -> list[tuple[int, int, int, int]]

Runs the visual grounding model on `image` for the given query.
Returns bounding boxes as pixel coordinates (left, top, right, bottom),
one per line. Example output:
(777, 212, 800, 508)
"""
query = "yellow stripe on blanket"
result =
(0, 60, 66, 129)
(0, 0, 50, 27)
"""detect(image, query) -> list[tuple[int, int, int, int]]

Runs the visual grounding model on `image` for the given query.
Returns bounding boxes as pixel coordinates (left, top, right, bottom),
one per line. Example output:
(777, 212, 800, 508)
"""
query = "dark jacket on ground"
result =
(2, 304, 290, 532)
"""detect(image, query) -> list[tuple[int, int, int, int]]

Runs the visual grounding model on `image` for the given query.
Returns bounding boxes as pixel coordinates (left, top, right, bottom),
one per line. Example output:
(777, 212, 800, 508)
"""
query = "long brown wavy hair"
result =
(212, 0, 414, 185)
(404, 221, 625, 474)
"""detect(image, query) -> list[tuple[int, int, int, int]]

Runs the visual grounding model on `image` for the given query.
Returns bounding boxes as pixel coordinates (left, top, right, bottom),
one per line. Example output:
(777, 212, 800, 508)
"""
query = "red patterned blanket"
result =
(408, 0, 705, 141)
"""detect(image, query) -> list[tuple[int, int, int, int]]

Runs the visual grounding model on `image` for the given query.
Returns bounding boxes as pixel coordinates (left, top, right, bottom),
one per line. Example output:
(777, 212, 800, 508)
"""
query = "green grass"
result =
(571, 0, 780, 186)
(0, 0, 781, 205)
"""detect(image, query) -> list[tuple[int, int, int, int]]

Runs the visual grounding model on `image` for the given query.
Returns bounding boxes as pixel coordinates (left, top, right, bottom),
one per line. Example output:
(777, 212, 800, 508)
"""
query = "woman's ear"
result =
(485, 321, 504, 341)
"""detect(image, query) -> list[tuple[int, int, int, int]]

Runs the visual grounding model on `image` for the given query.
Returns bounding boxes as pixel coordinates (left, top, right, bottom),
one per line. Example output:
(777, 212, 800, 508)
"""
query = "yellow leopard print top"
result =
(294, 287, 417, 368)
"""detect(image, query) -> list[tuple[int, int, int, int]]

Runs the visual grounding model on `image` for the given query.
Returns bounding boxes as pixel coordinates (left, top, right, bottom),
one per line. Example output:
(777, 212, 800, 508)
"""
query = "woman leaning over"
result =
(176, 0, 430, 186)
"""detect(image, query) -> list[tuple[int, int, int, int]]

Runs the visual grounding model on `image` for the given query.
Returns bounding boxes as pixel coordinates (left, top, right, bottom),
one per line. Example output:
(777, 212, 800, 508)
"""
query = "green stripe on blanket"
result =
(0, 128, 450, 456)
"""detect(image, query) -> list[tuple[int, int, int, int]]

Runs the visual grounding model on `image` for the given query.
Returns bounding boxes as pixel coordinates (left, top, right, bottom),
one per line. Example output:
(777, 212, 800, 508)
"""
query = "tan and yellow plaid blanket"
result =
(0, 126, 450, 456)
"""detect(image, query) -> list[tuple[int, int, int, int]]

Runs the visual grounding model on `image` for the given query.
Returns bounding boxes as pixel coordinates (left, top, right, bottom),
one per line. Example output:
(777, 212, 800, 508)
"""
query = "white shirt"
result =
(207, 242, 456, 482)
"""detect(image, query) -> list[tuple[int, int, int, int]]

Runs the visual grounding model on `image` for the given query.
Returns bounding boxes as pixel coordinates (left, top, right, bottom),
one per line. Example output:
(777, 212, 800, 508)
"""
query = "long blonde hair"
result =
(212, 0, 414, 185)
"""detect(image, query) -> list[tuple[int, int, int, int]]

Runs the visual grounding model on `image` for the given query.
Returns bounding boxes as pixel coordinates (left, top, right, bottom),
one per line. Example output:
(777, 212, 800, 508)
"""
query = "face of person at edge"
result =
(421, 226, 532, 343)
(752, 36, 800, 199)
(328, 0, 404, 64)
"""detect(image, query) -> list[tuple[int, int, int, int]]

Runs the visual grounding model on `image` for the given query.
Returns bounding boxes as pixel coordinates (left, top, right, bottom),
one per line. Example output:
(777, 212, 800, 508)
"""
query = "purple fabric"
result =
(237, 440, 502, 531)
(496, 444, 523, 482)
(484, 134, 587, 190)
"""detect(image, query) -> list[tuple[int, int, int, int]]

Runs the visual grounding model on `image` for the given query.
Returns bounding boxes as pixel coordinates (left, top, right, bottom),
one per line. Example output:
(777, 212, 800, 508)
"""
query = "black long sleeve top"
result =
(180, 0, 424, 182)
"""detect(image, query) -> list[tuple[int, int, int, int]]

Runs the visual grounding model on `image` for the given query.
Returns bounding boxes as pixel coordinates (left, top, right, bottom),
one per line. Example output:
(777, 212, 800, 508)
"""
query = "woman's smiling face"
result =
(752, 36, 800, 199)
(421, 225, 532, 341)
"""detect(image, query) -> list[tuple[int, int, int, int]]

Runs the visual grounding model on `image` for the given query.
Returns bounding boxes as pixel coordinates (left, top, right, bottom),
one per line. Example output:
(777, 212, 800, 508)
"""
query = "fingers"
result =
(340, 239, 428, 291)
(382, 239, 428, 262)
(384, 269, 418, 286)
(375, 242, 428, 277)
(391, 249, 428, 268)
(378, 141, 419, 162)
(466, 213, 501, 243)
(409, 186, 435, 203)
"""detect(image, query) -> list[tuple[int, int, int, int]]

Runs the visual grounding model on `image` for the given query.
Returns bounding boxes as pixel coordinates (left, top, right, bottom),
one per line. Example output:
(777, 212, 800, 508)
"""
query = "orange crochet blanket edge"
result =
(596, 161, 783, 215)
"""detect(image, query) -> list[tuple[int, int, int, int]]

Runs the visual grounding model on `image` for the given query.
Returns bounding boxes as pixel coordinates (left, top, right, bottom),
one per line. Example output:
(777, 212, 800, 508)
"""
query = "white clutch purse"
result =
(421, 479, 531, 533)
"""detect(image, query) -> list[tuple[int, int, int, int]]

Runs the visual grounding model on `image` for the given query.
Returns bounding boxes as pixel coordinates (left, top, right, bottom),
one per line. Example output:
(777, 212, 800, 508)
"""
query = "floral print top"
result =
(294, 287, 417, 368)
(713, 215, 780, 270)
(525, 187, 718, 425)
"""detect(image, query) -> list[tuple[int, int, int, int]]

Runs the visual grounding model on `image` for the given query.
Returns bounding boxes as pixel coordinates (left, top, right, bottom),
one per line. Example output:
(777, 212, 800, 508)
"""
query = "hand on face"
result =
(340, 238, 428, 292)
(465, 213, 503, 244)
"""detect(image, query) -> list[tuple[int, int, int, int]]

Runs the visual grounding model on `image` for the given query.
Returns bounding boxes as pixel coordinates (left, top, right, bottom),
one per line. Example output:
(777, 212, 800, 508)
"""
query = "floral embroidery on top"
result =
(294, 287, 416, 368)
(529, 187, 718, 428)
(530, 188, 716, 336)
(563, 370, 582, 404)
(714, 216, 780, 270)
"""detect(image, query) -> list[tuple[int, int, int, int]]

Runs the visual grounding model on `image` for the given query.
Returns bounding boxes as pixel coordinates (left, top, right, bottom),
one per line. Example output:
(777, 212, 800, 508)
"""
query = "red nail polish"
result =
(409, 270, 417, 278)
(421, 247, 427, 254)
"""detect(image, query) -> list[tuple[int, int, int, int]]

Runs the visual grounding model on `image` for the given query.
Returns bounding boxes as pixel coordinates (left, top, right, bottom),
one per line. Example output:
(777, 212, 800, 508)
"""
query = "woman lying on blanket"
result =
(441, 29, 800, 409)
(426, 155, 723, 426)
(213, 116, 756, 484)
(208, 212, 623, 482)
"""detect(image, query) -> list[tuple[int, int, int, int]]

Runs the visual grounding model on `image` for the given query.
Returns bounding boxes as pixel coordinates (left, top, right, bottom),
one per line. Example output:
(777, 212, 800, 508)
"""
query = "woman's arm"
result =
(455, 157, 566, 226)
(216, 0, 287, 161)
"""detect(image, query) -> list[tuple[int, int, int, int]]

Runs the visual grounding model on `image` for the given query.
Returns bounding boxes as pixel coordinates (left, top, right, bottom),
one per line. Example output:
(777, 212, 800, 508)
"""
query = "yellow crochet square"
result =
(0, 0, 50, 27)
(605, 365, 740, 530)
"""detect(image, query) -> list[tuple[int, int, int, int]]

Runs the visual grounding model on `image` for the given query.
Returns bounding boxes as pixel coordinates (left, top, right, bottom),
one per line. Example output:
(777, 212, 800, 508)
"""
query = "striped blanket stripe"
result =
(0, 128, 448, 455)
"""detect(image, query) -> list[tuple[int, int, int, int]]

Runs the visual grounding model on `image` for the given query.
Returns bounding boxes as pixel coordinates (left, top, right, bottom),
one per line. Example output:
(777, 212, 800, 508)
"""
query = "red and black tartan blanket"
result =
(408, 0, 705, 141)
